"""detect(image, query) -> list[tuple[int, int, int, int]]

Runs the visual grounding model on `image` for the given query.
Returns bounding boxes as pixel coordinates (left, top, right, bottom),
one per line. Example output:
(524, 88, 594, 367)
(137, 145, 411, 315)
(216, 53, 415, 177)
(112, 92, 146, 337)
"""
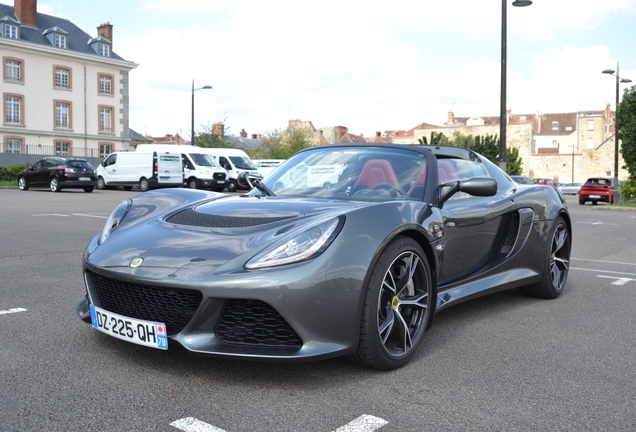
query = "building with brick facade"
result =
(1, 0, 137, 166)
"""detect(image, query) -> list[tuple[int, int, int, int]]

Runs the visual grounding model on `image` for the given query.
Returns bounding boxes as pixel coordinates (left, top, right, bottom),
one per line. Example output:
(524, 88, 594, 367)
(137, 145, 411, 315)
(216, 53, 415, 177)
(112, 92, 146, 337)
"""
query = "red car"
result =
(578, 177, 616, 205)
(532, 178, 558, 188)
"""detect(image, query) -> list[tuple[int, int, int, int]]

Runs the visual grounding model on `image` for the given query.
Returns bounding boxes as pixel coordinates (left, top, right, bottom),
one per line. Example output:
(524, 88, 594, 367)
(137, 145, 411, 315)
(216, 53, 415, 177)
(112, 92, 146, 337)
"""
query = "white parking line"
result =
(170, 415, 389, 432)
(171, 417, 227, 432)
(597, 275, 635, 286)
(571, 258, 636, 267)
(0, 308, 27, 315)
(334, 415, 389, 432)
(570, 267, 636, 277)
(32, 214, 68, 217)
(72, 213, 108, 219)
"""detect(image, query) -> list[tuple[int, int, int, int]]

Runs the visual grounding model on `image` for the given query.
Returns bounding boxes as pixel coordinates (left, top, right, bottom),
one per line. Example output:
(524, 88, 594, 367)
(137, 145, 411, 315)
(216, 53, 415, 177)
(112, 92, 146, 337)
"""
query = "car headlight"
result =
(245, 216, 344, 269)
(98, 199, 132, 245)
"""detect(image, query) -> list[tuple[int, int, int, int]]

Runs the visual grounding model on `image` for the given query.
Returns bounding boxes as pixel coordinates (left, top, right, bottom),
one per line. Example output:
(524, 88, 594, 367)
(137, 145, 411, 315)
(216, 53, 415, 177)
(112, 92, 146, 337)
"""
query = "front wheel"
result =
(18, 177, 29, 191)
(188, 178, 199, 189)
(519, 216, 571, 299)
(227, 180, 238, 193)
(50, 177, 61, 192)
(347, 236, 433, 370)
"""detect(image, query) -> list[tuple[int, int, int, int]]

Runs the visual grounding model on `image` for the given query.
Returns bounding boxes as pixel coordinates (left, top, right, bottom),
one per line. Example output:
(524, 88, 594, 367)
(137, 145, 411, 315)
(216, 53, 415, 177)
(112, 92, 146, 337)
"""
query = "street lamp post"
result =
(602, 64, 632, 202)
(191, 80, 212, 146)
(500, 0, 532, 172)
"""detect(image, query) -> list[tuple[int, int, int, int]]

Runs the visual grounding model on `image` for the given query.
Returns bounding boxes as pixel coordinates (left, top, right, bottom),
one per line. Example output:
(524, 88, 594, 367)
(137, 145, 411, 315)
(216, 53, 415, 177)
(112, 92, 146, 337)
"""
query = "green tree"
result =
(254, 127, 313, 160)
(505, 146, 523, 176)
(618, 85, 636, 199)
(195, 122, 234, 148)
(418, 131, 448, 145)
(444, 132, 522, 175)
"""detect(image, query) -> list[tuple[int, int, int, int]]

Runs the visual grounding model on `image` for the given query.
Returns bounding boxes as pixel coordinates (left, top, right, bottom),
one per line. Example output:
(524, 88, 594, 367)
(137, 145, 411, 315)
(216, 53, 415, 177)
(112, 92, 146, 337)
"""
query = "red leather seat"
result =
(353, 159, 400, 192)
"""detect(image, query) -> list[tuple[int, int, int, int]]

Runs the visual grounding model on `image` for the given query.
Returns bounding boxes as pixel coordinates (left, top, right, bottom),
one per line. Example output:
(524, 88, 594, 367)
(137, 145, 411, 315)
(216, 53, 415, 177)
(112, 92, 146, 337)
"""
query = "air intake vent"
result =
(500, 212, 520, 256)
(165, 208, 295, 228)
(215, 299, 302, 347)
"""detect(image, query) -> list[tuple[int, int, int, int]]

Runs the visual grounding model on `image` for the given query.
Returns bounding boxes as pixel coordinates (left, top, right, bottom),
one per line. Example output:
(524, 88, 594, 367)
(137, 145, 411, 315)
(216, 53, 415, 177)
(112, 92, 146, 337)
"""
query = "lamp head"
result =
(602, 69, 616, 75)
(512, 0, 532, 6)
(202, 85, 213, 89)
(621, 78, 632, 83)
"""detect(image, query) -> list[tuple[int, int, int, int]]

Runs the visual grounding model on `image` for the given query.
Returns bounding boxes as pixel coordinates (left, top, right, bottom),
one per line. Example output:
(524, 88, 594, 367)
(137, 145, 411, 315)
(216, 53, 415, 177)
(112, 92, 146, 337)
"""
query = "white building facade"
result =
(1, 0, 137, 164)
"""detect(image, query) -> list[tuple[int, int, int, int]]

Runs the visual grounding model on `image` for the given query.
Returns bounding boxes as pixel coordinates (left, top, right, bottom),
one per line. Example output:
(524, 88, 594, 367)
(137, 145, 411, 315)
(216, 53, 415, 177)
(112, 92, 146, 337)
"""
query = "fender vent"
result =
(165, 208, 295, 228)
(500, 212, 520, 256)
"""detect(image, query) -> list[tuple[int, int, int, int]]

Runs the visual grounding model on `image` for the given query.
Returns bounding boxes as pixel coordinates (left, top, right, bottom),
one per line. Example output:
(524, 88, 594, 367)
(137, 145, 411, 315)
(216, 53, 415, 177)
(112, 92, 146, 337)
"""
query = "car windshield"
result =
(67, 160, 94, 169)
(190, 153, 220, 167)
(230, 156, 257, 170)
(253, 147, 428, 202)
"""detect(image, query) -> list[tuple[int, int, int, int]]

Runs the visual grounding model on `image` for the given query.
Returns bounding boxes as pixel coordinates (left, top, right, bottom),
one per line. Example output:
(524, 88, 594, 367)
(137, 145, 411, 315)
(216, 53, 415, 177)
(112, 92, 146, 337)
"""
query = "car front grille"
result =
(215, 299, 302, 347)
(213, 172, 226, 180)
(86, 270, 202, 335)
(165, 208, 296, 228)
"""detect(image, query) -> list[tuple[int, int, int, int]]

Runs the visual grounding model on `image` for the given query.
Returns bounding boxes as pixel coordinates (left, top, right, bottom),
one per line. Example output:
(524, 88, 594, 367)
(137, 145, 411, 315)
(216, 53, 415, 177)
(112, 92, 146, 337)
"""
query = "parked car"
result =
(510, 175, 533, 184)
(559, 182, 582, 195)
(578, 177, 616, 205)
(532, 178, 558, 188)
(18, 157, 97, 192)
(77, 143, 572, 370)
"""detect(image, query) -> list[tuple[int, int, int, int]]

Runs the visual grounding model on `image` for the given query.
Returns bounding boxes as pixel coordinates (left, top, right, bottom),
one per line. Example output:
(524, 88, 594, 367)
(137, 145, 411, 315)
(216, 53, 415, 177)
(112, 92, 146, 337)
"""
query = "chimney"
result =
(212, 123, 224, 136)
(288, 119, 300, 128)
(97, 22, 113, 42)
(251, 134, 257, 139)
(376, 131, 381, 137)
(14, 0, 37, 27)
(240, 129, 247, 138)
(337, 126, 347, 141)
(447, 111, 455, 124)
(605, 103, 613, 129)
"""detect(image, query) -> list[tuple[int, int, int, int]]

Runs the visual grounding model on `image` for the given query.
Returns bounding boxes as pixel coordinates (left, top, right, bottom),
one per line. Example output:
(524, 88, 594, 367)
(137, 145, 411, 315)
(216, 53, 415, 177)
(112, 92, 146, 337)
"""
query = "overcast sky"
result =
(6, 0, 635, 139)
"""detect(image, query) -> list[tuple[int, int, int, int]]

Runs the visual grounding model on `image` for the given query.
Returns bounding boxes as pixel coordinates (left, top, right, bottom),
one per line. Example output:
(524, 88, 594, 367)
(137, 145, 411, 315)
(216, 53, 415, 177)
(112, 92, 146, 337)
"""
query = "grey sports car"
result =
(77, 143, 571, 370)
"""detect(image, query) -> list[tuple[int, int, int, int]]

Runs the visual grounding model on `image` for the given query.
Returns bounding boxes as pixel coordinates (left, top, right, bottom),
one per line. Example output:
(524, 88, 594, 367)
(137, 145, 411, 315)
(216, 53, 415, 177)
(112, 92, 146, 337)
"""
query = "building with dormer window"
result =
(0, 0, 137, 166)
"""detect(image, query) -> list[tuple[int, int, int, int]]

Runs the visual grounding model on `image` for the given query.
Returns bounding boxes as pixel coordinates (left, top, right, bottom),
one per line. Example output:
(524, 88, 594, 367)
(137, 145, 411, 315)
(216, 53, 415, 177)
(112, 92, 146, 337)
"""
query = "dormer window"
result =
(54, 34, 67, 48)
(43, 27, 69, 49)
(1, 16, 21, 39)
(5, 23, 18, 38)
(98, 43, 110, 57)
(88, 36, 112, 58)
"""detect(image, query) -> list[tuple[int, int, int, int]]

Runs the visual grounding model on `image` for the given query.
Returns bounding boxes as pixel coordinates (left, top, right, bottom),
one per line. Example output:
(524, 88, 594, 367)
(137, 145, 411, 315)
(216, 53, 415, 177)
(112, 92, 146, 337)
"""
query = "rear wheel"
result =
(83, 187, 94, 193)
(139, 178, 150, 192)
(18, 177, 29, 191)
(97, 177, 106, 190)
(519, 216, 570, 299)
(347, 236, 433, 370)
(227, 179, 238, 193)
(578, 199, 585, 205)
(50, 177, 61, 192)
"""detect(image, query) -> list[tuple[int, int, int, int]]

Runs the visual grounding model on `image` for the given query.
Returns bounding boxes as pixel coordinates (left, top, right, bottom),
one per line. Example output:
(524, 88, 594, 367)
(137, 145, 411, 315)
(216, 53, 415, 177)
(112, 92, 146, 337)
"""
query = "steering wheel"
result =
(372, 182, 408, 197)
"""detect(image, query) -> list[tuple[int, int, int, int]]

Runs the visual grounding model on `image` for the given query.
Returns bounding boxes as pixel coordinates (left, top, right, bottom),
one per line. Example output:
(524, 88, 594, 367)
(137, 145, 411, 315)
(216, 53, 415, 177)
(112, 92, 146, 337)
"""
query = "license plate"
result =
(79, 177, 91, 181)
(217, 180, 225, 184)
(589, 195, 601, 198)
(90, 305, 168, 350)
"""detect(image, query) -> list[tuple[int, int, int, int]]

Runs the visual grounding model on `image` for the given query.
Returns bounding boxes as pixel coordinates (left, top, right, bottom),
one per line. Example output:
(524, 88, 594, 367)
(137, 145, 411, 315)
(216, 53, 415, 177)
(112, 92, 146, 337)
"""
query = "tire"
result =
(123, 186, 133, 191)
(97, 177, 106, 190)
(227, 179, 238, 193)
(83, 187, 94, 193)
(347, 236, 433, 370)
(188, 178, 199, 189)
(18, 177, 29, 191)
(519, 216, 571, 299)
(50, 177, 61, 192)
(139, 178, 150, 192)
(578, 199, 585, 205)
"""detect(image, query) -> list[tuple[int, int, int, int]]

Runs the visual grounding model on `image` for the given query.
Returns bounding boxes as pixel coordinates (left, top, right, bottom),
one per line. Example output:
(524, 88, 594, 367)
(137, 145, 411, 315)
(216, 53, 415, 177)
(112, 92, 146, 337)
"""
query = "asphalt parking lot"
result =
(1, 188, 635, 431)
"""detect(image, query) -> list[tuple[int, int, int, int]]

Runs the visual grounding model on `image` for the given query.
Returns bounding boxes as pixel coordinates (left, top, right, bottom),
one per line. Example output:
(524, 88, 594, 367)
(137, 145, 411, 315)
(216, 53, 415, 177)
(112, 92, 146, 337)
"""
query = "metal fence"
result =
(0, 143, 108, 158)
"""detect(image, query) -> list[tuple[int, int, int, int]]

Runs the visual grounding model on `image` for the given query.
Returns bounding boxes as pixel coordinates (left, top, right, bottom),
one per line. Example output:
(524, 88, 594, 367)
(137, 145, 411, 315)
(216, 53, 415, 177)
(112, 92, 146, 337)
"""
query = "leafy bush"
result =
(620, 178, 636, 201)
(0, 164, 28, 182)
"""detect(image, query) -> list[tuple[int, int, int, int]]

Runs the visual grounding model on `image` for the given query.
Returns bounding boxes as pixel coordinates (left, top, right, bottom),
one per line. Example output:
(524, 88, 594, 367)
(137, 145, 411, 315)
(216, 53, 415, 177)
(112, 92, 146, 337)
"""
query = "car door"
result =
(25, 159, 45, 186)
(438, 158, 509, 283)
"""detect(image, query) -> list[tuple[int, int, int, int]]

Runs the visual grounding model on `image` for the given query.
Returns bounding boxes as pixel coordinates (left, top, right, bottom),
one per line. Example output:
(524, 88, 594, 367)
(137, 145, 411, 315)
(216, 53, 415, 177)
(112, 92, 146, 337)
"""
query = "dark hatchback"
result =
(18, 157, 98, 192)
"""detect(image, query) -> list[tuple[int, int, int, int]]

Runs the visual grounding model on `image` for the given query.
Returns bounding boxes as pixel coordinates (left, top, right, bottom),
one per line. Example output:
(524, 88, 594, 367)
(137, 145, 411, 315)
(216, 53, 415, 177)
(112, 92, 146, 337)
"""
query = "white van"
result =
(202, 148, 261, 192)
(253, 159, 285, 177)
(97, 150, 183, 192)
(135, 144, 228, 192)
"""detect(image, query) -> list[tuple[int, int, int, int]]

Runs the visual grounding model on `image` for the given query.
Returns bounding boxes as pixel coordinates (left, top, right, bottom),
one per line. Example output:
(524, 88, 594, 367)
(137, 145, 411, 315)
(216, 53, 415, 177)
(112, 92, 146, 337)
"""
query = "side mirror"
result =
(29, 166, 36, 171)
(224, 164, 231, 170)
(438, 177, 497, 208)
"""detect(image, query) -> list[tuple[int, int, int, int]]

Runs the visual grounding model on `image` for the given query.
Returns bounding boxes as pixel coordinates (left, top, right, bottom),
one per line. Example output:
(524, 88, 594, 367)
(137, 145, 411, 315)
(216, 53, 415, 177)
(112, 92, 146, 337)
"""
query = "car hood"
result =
(85, 190, 371, 282)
